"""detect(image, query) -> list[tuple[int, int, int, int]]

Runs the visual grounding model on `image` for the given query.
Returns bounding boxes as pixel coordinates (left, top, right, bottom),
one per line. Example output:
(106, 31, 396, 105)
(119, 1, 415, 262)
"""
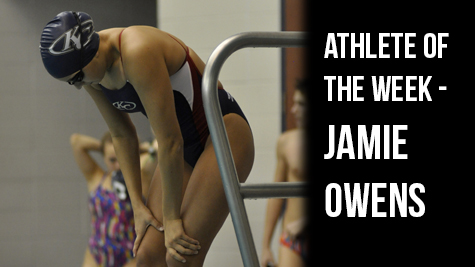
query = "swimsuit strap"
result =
(119, 29, 125, 66)
(167, 33, 189, 54)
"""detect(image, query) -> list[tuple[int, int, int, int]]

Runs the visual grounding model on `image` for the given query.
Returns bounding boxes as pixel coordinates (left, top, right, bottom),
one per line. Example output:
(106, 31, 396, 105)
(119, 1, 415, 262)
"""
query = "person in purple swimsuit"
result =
(41, 11, 254, 267)
(71, 132, 157, 267)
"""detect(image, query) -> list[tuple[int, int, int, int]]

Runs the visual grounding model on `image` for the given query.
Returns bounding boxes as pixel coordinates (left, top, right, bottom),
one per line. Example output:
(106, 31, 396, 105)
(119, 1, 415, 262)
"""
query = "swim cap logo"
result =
(48, 19, 96, 55)
(226, 91, 235, 102)
(113, 101, 137, 111)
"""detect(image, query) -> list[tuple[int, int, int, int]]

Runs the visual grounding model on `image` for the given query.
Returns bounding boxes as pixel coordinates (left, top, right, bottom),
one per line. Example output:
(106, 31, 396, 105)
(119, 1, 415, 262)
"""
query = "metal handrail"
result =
(202, 31, 307, 267)
(240, 182, 307, 199)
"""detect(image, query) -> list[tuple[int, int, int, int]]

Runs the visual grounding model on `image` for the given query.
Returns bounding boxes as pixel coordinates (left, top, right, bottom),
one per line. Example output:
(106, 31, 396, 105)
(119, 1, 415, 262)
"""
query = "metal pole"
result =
(240, 182, 308, 199)
(202, 31, 307, 267)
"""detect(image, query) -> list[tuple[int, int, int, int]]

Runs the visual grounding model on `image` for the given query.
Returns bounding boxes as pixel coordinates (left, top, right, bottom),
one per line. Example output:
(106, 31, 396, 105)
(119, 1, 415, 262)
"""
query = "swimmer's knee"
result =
(165, 252, 183, 267)
(135, 245, 165, 267)
(165, 251, 204, 267)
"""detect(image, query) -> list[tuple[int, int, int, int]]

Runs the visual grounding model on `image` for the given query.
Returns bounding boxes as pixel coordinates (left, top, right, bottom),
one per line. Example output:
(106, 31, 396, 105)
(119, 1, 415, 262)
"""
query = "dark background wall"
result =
(0, 1, 156, 265)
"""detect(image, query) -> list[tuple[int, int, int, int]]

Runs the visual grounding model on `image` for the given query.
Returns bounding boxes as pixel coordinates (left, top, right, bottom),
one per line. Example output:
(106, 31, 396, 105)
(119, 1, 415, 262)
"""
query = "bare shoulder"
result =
(87, 170, 106, 192)
(118, 26, 187, 79)
(119, 26, 170, 51)
(277, 128, 305, 155)
(97, 27, 126, 44)
(275, 129, 293, 155)
(97, 27, 125, 35)
(279, 128, 300, 143)
(98, 26, 175, 49)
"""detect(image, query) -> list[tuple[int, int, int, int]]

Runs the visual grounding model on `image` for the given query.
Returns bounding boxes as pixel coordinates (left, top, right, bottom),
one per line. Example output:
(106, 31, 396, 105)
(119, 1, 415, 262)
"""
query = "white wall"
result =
(158, 1, 282, 266)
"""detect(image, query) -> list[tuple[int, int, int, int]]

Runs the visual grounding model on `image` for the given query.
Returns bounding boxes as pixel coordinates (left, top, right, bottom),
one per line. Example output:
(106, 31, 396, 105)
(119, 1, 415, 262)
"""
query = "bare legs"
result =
(136, 114, 254, 267)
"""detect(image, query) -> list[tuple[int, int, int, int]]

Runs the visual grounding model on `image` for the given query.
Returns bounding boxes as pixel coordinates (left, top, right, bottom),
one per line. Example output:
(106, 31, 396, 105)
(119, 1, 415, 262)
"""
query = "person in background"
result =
(140, 138, 159, 198)
(261, 79, 308, 267)
(71, 132, 157, 267)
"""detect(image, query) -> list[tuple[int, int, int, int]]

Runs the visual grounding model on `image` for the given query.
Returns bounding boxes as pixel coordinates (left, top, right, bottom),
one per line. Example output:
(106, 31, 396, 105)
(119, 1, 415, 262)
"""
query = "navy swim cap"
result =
(39, 11, 100, 78)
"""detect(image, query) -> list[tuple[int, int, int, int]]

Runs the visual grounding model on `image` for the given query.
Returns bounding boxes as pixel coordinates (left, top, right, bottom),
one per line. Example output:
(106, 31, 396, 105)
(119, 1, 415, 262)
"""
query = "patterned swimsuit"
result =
(280, 230, 309, 263)
(88, 174, 135, 267)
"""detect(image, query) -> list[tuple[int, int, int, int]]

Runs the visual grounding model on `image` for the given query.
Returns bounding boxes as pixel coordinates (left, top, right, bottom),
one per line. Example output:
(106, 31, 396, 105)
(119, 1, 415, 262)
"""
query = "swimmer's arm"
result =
(83, 85, 144, 207)
(122, 36, 184, 225)
(262, 134, 288, 250)
(70, 133, 102, 181)
(124, 36, 201, 260)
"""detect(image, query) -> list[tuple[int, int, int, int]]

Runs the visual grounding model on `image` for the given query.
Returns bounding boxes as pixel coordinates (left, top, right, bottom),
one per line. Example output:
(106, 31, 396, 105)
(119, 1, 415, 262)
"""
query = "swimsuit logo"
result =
(227, 91, 235, 102)
(48, 19, 96, 55)
(113, 101, 137, 111)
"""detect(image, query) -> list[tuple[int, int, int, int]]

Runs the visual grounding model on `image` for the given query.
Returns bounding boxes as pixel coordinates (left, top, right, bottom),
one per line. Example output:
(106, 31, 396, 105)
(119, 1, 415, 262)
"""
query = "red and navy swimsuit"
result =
(100, 31, 248, 167)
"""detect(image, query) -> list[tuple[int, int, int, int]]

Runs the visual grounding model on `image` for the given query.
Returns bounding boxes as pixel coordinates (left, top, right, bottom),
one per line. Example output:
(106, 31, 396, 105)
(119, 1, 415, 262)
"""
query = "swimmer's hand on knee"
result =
(132, 204, 163, 257)
(164, 219, 201, 263)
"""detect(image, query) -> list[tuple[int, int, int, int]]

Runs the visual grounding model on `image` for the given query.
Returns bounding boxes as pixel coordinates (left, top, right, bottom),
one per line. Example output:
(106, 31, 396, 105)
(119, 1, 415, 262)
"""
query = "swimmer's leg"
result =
(136, 113, 254, 267)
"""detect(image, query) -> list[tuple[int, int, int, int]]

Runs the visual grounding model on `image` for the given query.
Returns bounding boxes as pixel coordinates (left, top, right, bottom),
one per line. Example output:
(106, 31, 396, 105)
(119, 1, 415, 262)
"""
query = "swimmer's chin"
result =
(73, 82, 95, 90)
